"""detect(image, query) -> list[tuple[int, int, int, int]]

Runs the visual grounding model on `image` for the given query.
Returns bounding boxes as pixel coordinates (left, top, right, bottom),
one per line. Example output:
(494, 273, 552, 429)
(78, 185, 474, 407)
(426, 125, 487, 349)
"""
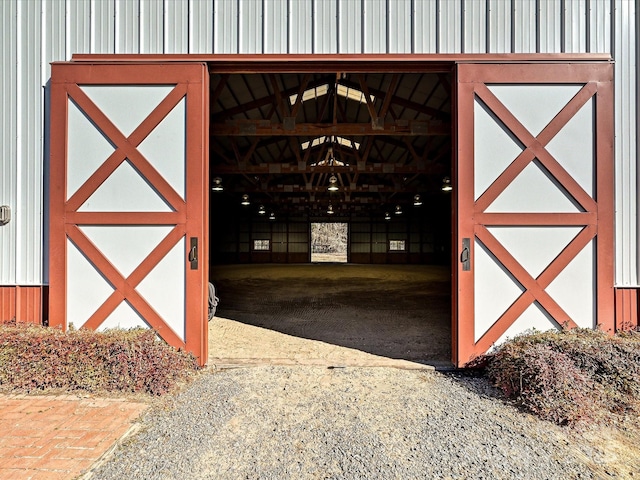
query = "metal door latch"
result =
(189, 237, 198, 270)
(0, 206, 10, 226)
(461, 237, 470, 271)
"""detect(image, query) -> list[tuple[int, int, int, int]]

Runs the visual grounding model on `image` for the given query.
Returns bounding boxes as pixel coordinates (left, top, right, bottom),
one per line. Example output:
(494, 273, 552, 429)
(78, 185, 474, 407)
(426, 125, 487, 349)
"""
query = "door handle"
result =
(461, 237, 470, 271)
(189, 237, 198, 270)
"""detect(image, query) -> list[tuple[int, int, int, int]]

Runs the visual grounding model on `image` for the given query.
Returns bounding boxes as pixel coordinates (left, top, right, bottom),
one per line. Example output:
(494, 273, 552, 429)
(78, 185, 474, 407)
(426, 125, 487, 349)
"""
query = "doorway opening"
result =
(208, 64, 453, 366)
(311, 223, 348, 263)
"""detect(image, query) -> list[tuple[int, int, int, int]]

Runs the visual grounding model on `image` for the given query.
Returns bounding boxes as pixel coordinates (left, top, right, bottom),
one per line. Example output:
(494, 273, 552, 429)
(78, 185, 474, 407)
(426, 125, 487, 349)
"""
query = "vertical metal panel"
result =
(289, 0, 312, 53)
(16, 0, 43, 285)
(389, 0, 412, 54)
(91, 0, 116, 54)
(214, 0, 238, 53)
(539, 0, 562, 52)
(141, 0, 164, 53)
(68, 0, 91, 56)
(513, 0, 537, 52)
(589, 0, 611, 53)
(564, 0, 587, 53)
(0, 0, 17, 284)
(165, 0, 189, 53)
(464, 0, 487, 53)
(615, 288, 639, 329)
(338, 0, 362, 53)
(315, 0, 338, 53)
(116, 0, 141, 53)
(363, 0, 387, 53)
(439, 0, 462, 53)
(239, 0, 263, 53)
(414, 0, 437, 53)
(43, 0, 66, 82)
(615, 0, 638, 286)
(189, 0, 214, 53)
(0, 286, 45, 324)
(263, 0, 288, 53)
(488, 0, 511, 53)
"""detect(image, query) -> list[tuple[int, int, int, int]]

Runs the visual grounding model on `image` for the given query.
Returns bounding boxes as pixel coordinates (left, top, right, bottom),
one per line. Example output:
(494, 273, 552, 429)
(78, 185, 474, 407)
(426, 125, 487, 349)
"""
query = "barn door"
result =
(49, 63, 209, 365)
(455, 63, 614, 366)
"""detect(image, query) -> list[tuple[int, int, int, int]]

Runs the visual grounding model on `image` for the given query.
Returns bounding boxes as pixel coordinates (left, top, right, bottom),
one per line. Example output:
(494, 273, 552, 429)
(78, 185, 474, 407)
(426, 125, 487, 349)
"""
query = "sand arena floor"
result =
(208, 264, 452, 368)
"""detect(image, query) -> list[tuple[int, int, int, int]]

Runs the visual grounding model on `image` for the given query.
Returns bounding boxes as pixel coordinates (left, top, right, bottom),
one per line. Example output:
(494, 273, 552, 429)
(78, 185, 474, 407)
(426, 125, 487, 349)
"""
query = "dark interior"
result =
(207, 68, 453, 362)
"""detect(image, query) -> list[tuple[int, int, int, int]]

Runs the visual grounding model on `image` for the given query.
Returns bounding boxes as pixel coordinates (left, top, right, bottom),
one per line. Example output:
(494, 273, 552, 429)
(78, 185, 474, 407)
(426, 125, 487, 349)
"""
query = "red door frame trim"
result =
(49, 55, 613, 368)
(456, 63, 614, 366)
(50, 63, 209, 365)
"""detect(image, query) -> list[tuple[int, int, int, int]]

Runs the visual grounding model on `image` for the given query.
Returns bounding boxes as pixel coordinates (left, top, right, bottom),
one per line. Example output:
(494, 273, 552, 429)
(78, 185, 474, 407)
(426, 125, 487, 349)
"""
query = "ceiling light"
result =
(328, 175, 339, 192)
(258, 205, 266, 215)
(413, 194, 422, 206)
(441, 177, 453, 192)
(241, 194, 250, 206)
(211, 177, 223, 192)
(269, 212, 276, 221)
(395, 205, 402, 215)
(384, 212, 391, 220)
(327, 204, 334, 215)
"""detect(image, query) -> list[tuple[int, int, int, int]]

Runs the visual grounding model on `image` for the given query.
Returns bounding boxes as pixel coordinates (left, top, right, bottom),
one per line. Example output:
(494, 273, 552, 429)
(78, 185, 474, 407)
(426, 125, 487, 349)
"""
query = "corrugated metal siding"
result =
(0, 0, 637, 287)
(1, 0, 17, 284)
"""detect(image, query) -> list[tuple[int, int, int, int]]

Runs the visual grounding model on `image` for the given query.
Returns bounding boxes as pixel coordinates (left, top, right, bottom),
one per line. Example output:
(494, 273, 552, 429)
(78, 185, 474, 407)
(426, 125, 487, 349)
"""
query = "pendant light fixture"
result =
(211, 177, 224, 192)
(241, 194, 250, 206)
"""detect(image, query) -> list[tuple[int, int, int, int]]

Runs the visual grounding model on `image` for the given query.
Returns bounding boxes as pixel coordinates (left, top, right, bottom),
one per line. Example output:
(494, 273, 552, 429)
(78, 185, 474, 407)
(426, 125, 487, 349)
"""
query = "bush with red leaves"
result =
(0, 322, 199, 395)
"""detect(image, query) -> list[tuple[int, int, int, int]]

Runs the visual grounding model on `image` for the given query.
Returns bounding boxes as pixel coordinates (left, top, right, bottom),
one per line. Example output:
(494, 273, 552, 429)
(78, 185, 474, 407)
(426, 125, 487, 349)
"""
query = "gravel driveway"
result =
(86, 366, 604, 479)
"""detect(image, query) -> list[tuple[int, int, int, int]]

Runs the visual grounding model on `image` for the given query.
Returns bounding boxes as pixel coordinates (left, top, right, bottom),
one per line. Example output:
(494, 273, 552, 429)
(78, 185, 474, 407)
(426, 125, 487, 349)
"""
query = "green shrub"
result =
(0, 322, 199, 395)
(486, 329, 640, 426)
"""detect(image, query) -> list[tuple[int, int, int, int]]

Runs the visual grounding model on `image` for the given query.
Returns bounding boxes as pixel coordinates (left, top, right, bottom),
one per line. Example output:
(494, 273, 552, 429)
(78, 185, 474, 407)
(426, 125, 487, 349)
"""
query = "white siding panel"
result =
(339, 0, 362, 53)
(141, 0, 164, 53)
(389, 0, 412, 54)
(264, 0, 288, 53)
(414, 0, 437, 53)
(464, 0, 487, 53)
(190, 0, 214, 53)
(289, 0, 312, 54)
(165, 0, 189, 53)
(17, 0, 43, 285)
(615, 0, 638, 286)
(513, 0, 536, 53)
(363, 0, 387, 53)
(589, 0, 611, 53)
(439, 0, 462, 53)
(214, 0, 238, 53)
(488, 0, 511, 53)
(539, 0, 562, 52)
(315, 0, 337, 53)
(0, 0, 17, 284)
(43, 0, 66, 82)
(91, 0, 116, 54)
(116, 0, 141, 53)
(68, 0, 91, 56)
(564, 0, 587, 53)
(239, 0, 263, 53)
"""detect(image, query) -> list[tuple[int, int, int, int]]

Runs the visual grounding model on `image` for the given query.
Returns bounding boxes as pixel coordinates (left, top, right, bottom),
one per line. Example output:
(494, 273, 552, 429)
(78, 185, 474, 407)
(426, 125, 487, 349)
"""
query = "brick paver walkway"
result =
(0, 394, 147, 480)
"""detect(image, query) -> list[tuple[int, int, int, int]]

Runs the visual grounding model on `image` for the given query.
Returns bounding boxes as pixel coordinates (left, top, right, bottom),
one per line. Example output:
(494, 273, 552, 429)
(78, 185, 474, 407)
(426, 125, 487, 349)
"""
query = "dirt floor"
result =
(209, 264, 451, 367)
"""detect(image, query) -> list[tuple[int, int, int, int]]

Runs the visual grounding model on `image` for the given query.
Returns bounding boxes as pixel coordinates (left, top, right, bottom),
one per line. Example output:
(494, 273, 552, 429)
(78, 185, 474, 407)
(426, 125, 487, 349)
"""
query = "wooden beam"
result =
(211, 120, 450, 136)
(211, 162, 446, 175)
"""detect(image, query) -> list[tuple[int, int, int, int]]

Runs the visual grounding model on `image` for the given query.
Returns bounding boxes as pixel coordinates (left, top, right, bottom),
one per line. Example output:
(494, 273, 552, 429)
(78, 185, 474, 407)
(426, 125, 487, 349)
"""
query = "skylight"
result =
(289, 83, 373, 105)
(301, 136, 360, 151)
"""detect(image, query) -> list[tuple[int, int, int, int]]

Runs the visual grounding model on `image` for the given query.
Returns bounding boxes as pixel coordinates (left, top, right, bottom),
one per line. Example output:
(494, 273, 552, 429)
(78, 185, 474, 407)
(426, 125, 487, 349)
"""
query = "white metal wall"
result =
(0, 0, 637, 285)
